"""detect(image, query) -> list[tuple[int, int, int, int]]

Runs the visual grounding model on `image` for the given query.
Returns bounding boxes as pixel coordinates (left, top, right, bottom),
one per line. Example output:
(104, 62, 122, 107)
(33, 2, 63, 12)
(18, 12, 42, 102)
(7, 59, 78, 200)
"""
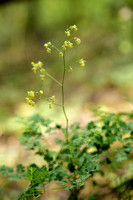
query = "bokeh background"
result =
(0, 0, 133, 199)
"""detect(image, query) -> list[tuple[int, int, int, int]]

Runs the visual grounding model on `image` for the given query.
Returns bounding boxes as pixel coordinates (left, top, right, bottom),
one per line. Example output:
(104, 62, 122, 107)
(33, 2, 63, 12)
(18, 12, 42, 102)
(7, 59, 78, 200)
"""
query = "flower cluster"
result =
(26, 24, 85, 110)
(44, 42, 52, 54)
(26, 90, 43, 107)
(26, 91, 35, 107)
(62, 40, 73, 51)
(63, 25, 81, 51)
(31, 61, 46, 81)
(78, 58, 86, 67)
(65, 25, 78, 37)
(40, 68, 45, 81)
(48, 96, 56, 109)
(31, 61, 43, 74)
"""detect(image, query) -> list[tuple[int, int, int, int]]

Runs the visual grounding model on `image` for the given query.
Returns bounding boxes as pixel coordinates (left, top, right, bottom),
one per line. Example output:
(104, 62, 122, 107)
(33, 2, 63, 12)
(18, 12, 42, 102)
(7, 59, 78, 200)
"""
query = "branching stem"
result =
(52, 45, 61, 53)
(46, 72, 62, 86)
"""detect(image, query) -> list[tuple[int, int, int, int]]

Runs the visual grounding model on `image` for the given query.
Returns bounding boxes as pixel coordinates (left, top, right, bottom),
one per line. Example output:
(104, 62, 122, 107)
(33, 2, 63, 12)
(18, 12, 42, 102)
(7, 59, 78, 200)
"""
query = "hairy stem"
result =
(62, 53, 69, 142)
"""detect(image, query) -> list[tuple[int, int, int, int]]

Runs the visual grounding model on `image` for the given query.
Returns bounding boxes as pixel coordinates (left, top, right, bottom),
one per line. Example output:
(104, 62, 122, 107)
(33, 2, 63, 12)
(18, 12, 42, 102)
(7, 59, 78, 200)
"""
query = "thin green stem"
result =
(46, 72, 62, 86)
(62, 52, 69, 142)
(52, 45, 61, 53)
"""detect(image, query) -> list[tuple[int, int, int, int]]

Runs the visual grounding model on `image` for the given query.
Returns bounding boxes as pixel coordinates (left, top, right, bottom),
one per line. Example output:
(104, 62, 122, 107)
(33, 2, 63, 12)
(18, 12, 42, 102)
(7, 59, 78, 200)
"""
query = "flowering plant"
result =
(25, 25, 85, 142)
(0, 25, 133, 200)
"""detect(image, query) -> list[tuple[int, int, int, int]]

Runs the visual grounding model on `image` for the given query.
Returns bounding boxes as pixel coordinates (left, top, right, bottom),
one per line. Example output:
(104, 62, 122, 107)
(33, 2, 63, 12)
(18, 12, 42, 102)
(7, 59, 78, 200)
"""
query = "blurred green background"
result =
(0, 0, 133, 199)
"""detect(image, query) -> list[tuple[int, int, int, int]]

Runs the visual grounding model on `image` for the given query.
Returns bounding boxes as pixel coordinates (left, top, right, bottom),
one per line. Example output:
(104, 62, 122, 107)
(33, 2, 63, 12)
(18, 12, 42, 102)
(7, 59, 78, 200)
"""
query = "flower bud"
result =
(40, 68, 45, 74)
(64, 41, 68, 47)
(38, 61, 43, 68)
(59, 51, 63, 57)
(46, 48, 51, 54)
(32, 67, 37, 74)
(67, 41, 73, 48)
(65, 29, 71, 37)
(39, 90, 43, 95)
(62, 45, 66, 51)
(28, 91, 35, 99)
(40, 75, 45, 81)
(26, 97, 35, 107)
(44, 42, 52, 49)
(50, 96, 56, 103)
(74, 37, 81, 45)
(49, 103, 52, 109)
(78, 58, 86, 67)
(70, 25, 78, 31)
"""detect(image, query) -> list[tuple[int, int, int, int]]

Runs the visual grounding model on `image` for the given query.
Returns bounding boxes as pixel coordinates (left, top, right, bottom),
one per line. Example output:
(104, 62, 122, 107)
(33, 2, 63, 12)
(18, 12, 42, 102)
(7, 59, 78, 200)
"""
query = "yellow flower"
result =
(81, 63, 85, 67)
(31, 61, 43, 73)
(38, 61, 43, 68)
(26, 97, 35, 107)
(46, 48, 51, 54)
(59, 51, 63, 57)
(47, 42, 52, 46)
(78, 58, 86, 67)
(70, 25, 78, 31)
(74, 37, 81, 45)
(65, 29, 71, 37)
(44, 42, 52, 49)
(64, 41, 68, 47)
(50, 96, 56, 103)
(44, 43, 48, 49)
(28, 91, 35, 99)
(68, 41, 73, 48)
(39, 90, 43, 95)
(63, 41, 73, 49)
(32, 67, 37, 74)
(62, 45, 66, 51)
(40, 68, 45, 75)
(40, 75, 45, 81)
(31, 101, 35, 107)
(52, 99, 56, 103)
(26, 97, 30, 104)
(49, 103, 52, 109)
(44, 42, 52, 54)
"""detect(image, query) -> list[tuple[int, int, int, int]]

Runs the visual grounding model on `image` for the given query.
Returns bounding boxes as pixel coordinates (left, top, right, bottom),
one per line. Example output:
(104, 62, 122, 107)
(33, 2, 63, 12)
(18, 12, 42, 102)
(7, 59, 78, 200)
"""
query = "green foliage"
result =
(19, 165, 48, 200)
(1, 111, 133, 199)
(0, 164, 26, 181)
(16, 114, 100, 199)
